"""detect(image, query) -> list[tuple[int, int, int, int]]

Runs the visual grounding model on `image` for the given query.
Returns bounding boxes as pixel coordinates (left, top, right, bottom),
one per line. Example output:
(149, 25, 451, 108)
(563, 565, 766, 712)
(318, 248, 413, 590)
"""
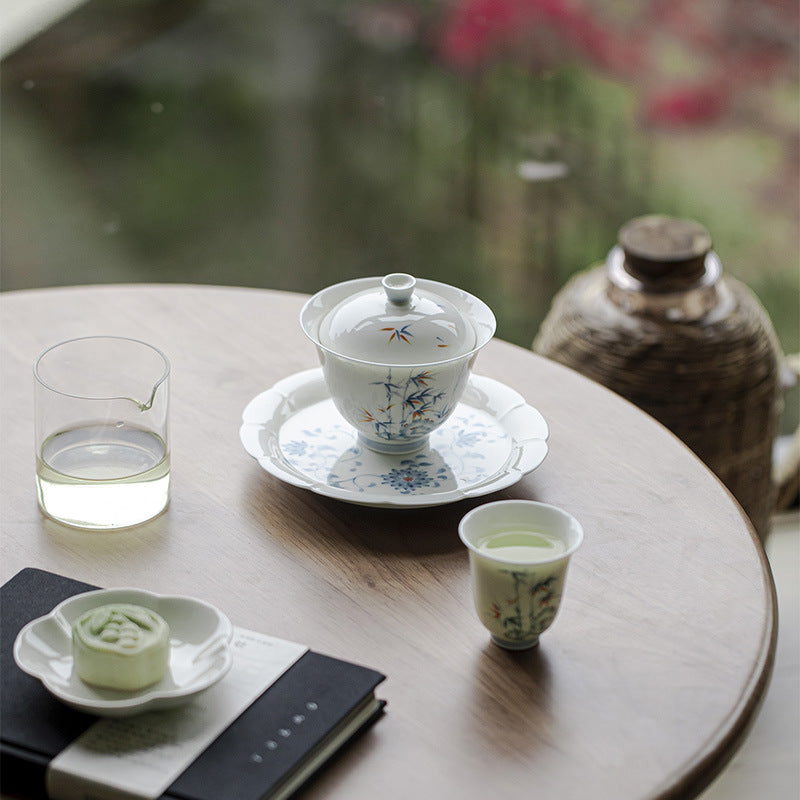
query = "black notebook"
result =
(1, 568, 386, 800)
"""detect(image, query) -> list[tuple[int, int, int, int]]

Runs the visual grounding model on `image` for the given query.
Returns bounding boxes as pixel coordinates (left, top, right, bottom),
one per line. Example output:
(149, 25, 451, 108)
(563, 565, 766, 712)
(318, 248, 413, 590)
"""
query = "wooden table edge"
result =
(0, 282, 308, 297)
(653, 506, 778, 799)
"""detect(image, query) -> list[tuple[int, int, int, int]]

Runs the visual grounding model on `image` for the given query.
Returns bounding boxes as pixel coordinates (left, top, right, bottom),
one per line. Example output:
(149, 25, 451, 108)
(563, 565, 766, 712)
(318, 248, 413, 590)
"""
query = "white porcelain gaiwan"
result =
(301, 273, 496, 454)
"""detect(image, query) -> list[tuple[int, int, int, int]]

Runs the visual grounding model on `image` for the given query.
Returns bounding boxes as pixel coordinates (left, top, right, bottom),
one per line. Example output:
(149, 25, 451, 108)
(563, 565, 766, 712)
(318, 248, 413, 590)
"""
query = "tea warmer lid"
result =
(618, 215, 713, 290)
(317, 273, 478, 364)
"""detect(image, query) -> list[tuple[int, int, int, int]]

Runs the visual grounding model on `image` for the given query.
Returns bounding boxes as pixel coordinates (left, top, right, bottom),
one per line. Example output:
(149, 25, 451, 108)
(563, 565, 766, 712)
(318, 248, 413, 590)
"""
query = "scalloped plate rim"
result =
(240, 369, 549, 508)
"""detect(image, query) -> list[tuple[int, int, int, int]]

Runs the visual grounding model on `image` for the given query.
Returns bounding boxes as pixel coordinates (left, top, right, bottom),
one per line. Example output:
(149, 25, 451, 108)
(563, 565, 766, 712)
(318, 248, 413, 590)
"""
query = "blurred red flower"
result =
(645, 83, 729, 126)
(436, 0, 641, 74)
(433, 0, 797, 128)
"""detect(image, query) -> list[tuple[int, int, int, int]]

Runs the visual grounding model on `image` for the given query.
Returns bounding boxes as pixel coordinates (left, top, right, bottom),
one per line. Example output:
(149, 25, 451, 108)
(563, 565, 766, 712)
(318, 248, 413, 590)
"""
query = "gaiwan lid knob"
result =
(317, 273, 477, 364)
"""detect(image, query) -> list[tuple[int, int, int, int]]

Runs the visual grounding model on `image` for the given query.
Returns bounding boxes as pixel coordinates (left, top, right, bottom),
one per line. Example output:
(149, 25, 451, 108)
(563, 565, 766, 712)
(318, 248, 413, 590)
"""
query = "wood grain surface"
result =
(0, 284, 777, 800)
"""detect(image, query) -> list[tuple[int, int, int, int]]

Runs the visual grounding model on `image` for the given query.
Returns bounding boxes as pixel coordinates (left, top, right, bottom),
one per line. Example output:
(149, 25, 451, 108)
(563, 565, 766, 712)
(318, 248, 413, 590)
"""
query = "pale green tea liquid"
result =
(37, 424, 169, 530)
(477, 530, 566, 563)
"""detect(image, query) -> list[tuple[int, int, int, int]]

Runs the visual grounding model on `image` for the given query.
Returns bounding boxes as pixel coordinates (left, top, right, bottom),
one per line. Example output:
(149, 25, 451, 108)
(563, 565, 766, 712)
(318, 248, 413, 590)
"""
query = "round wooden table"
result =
(0, 284, 776, 800)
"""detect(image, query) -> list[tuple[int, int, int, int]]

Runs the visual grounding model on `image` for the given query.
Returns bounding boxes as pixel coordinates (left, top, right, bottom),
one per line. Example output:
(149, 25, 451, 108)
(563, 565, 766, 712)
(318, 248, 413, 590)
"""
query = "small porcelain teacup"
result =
(459, 500, 583, 650)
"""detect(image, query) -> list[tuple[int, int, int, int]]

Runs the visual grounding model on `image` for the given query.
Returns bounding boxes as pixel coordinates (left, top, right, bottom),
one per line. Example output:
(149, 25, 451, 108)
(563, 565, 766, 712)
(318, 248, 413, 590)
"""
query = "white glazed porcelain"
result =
(13, 588, 233, 717)
(240, 368, 549, 508)
(301, 274, 496, 454)
(459, 501, 583, 650)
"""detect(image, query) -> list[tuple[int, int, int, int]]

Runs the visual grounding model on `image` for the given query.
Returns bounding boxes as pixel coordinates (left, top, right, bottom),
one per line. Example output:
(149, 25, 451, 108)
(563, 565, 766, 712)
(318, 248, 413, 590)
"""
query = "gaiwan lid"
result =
(307, 273, 492, 365)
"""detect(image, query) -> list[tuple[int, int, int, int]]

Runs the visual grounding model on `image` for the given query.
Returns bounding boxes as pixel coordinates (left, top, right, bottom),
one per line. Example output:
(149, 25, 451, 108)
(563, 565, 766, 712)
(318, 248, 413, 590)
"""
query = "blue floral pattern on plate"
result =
(280, 409, 500, 497)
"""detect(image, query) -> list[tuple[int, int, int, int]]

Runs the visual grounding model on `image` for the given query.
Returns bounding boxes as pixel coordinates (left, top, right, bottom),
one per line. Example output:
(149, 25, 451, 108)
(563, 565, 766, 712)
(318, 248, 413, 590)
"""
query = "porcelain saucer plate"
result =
(13, 588, 234, 717)
(240, 368, 549, 508)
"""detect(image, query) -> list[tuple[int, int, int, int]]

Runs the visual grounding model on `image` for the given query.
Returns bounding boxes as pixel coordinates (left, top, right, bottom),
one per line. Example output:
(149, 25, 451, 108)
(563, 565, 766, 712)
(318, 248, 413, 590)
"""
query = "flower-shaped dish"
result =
(13, 588, 233, 717)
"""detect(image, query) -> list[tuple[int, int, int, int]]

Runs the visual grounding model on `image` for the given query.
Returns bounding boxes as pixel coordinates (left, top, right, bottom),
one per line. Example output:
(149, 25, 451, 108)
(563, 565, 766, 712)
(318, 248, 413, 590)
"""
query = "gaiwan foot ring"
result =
(358, 433, 428, 455)
(491, 634, 540, 651)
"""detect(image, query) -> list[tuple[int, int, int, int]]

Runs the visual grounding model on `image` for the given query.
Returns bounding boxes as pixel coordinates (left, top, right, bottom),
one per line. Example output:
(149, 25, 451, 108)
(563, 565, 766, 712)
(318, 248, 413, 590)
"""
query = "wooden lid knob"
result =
(619, 215, 712, 287)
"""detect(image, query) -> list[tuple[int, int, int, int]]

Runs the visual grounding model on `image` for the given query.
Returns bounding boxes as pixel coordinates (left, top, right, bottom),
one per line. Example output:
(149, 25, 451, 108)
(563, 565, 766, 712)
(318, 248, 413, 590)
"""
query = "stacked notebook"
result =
(1, 568, 386, 800)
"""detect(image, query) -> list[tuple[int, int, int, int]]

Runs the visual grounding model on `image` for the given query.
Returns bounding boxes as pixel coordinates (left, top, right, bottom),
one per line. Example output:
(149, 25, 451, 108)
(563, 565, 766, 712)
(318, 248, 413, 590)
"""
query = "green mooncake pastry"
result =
(72, 603, 170, 691)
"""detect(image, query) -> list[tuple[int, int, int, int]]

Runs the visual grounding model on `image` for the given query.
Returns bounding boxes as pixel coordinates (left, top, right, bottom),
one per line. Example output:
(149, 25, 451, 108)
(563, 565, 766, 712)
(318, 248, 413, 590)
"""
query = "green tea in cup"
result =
(460, 501, 583, 650)
(477, 529, 567, 561)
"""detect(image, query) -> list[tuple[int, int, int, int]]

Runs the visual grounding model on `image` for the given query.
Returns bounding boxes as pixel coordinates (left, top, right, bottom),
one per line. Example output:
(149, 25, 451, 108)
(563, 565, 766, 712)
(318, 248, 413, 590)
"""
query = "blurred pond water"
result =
(2, 0, 798, 365)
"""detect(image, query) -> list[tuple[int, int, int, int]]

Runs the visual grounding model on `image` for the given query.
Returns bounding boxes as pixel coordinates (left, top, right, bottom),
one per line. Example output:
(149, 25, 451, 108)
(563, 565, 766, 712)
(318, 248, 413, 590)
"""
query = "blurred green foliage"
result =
(1, 0, 797, 360)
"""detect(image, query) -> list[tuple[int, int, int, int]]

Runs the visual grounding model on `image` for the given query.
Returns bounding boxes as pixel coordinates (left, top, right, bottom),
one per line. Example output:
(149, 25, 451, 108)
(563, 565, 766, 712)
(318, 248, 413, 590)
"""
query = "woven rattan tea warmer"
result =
(534, 215, 795, 541)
